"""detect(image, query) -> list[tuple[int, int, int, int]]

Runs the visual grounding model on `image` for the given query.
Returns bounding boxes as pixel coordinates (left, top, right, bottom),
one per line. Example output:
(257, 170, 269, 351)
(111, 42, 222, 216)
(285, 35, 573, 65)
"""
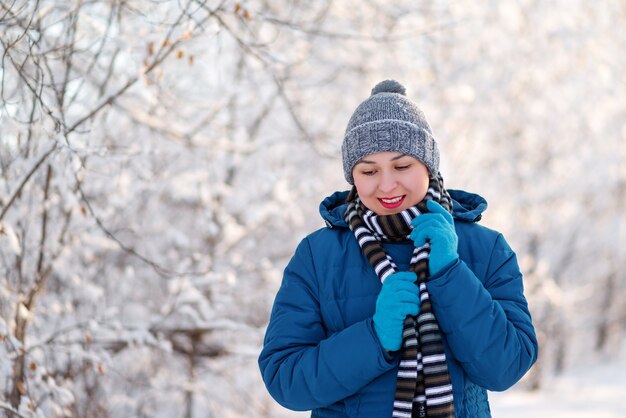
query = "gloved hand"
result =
(373, 271, 420, 352)
(409, 200, 459, 276)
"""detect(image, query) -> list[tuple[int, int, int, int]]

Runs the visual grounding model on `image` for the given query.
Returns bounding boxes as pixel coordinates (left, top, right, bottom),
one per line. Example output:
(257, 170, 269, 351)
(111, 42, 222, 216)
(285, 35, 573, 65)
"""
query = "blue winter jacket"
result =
(259, 189, 538, 417)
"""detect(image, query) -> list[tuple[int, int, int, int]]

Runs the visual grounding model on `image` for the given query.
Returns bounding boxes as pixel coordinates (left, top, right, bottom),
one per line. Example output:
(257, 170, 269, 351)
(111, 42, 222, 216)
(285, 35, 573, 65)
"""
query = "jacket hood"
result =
(319, 189, 488, 228)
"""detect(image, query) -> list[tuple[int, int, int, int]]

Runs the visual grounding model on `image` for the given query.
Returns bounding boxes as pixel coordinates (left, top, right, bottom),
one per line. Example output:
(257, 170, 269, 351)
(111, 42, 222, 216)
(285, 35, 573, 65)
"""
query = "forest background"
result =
(1, 0, 625, 417)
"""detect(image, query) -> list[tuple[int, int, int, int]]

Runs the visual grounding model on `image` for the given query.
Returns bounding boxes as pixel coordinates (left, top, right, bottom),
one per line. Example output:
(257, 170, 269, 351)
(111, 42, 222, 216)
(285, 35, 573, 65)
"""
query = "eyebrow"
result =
(356, 154, 409, 164)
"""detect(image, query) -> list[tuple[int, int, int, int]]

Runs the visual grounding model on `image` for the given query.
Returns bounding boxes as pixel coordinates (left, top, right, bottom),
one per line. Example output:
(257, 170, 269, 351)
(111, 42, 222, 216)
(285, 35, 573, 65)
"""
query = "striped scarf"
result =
(345, 173, 455, 418)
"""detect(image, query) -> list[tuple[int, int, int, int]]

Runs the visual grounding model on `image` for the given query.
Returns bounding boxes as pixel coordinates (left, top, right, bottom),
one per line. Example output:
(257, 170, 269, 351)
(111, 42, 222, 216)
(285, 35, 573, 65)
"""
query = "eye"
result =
(361, 169, 376, 176)
(396, 164, 412, 171)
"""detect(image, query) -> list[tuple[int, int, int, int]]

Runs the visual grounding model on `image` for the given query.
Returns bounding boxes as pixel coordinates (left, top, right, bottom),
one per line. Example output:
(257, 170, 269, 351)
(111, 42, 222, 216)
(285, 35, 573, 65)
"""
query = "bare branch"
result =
(0, 142, 58, 222)
(35, 164, 52, 275)
(0, 36, 63, 132)
(74, 175, 215, 278)
(64, 0, 212, 136)
(0, 401, 28, 418)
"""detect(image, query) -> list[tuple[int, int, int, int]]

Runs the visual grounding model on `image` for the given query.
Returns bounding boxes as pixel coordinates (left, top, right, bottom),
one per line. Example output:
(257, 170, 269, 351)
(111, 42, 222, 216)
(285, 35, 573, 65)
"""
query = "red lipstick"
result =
(378, 196, 405, 210)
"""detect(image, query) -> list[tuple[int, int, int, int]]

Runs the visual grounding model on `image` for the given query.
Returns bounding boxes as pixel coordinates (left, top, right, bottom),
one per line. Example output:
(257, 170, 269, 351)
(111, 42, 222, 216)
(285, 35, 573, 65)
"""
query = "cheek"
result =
(353, 177, 374, 196)
(402, 172, 430, 202)
(415, 178, 430, 199)
(418, 177, 430, 195)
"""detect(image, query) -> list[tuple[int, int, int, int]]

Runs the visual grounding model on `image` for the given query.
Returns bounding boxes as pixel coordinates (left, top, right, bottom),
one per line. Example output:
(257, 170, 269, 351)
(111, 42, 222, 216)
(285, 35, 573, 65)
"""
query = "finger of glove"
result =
(409, 224, 441, 248)
(410, 215, 448, 234)
(384, 271, 417, 284)
(412, 220, 456, 244)
(376, 301, 419, 322)
(378, 288, 420, 308)
(380, 283, 419, 302)
(410, 231, 428, 248)
(425, 222, 457, 247)
(382, 278, 419, 294)
(410, 213, 439, 229)
(395, 301, 420, 317)
(377, 299, 419, 318)
(409, 216, 456, 240)
(426, 199, 453, 224)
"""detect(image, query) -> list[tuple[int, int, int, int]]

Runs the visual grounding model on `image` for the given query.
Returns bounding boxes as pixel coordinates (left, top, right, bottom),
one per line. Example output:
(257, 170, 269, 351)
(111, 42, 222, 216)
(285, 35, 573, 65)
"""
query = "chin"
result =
(377, 206, 405, 216)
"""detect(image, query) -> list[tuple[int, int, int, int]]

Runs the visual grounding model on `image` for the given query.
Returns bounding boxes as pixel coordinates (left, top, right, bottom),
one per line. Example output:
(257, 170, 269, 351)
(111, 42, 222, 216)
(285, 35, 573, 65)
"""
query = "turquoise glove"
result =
(409, 200, 459, 276)
(372, 271, 420, 352)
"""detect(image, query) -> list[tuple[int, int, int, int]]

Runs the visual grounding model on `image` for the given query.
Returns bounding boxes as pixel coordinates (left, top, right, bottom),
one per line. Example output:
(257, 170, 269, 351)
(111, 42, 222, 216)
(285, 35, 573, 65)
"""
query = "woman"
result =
(258, 80, 538, 417)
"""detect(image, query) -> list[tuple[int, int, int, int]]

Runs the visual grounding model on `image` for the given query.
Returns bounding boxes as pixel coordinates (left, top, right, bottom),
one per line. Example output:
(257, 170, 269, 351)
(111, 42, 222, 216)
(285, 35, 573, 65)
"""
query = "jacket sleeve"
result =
(426, 232, 538, 391)
(258, 237, 397, 411)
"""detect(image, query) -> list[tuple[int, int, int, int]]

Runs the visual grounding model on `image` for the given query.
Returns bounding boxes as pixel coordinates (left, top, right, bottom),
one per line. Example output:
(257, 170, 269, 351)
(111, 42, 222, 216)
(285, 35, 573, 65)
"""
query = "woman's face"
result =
(352, 152, 430, 215)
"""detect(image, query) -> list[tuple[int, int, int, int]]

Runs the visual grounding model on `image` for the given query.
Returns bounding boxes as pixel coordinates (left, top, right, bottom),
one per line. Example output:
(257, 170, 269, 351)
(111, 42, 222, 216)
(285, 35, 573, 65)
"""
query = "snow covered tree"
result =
(1, 0, 625, 417)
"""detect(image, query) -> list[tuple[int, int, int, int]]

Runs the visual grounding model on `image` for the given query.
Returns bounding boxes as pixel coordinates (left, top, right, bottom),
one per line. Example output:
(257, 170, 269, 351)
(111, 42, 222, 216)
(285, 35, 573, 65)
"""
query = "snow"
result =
(490, 359, 626, 417)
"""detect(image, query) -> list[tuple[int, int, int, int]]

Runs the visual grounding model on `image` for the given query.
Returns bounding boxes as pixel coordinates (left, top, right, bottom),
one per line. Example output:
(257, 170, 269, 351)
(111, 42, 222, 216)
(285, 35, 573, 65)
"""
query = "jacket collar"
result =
(319, 189, 487, 228)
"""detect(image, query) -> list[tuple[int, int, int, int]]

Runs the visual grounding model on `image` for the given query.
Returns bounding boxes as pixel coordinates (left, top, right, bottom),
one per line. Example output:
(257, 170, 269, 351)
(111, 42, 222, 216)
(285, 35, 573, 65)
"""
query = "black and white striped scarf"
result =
(345, 173, 455, 418)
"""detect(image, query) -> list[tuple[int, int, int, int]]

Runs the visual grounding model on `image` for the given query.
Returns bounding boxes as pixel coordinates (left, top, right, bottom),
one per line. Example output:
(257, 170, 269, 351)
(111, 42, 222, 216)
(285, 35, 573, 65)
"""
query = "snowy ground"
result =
(490, 349, 626, 417)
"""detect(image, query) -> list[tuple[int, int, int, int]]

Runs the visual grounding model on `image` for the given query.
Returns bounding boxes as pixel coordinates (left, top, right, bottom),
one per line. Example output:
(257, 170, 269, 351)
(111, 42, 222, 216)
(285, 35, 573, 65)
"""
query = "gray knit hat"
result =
(341, 80, 439, 184)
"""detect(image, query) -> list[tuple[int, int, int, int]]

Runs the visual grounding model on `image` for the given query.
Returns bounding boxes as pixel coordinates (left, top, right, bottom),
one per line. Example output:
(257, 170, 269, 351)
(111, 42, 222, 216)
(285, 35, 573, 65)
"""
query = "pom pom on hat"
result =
(371, 79, 406, 96)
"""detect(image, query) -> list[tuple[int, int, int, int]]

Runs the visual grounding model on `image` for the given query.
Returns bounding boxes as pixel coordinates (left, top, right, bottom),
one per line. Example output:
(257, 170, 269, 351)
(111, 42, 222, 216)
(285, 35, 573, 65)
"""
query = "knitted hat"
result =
(341, 80, 439, 184)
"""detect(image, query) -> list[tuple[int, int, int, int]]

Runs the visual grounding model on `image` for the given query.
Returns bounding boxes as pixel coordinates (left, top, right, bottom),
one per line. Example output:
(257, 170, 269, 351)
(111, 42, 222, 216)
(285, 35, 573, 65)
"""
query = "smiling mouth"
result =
(378, 196, 405, 209)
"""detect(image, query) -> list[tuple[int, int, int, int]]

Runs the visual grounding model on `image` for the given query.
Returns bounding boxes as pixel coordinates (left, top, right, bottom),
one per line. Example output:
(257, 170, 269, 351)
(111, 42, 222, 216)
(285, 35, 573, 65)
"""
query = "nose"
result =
(378, 171, 397, 194)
